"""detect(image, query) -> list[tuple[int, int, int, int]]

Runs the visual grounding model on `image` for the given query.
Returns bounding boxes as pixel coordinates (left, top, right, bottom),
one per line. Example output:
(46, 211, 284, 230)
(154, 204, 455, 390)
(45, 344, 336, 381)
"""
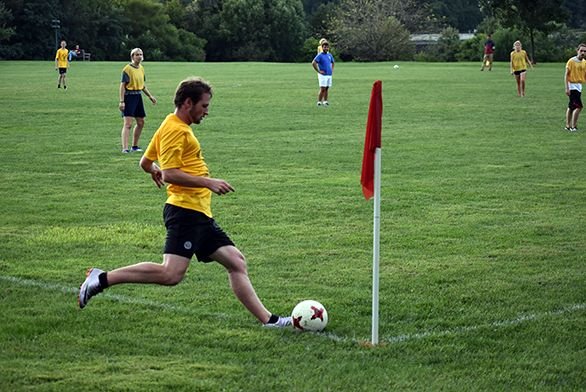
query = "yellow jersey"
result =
(121, 63, 145, 91)
(55, 48, 69, 68)
(566, 57, 586, 84)
(510, 50, 529, 72)
(144, 114, 212, 217)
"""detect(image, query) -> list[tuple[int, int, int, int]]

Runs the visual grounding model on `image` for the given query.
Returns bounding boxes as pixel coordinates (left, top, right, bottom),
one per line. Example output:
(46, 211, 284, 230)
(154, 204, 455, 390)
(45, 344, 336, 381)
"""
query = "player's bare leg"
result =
(211, 245, 272, 324)
(121, 117, 133, 152)
(132, 117, 145, 151)
(106, 254, 190, 286)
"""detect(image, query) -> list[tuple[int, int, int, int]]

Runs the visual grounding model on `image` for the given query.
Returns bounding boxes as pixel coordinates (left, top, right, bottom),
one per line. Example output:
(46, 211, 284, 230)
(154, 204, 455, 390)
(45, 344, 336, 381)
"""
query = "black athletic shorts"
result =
(122, 92, 146, 118)
(163, 203, 234, 262)
(513, 70, 526, 76)
(58, 68, 67, 74)
(569, 89, 583, 110)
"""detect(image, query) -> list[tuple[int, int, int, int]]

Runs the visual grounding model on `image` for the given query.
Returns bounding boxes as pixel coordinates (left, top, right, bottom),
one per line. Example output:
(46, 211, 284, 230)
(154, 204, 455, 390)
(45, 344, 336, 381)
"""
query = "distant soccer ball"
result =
(291, 300, 328, 332)
(393, 64, 399, 69)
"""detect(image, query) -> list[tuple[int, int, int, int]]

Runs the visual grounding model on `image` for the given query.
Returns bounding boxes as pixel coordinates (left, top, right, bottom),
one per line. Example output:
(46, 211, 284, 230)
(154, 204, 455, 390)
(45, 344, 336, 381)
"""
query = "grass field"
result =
(0, 60, 584, 391)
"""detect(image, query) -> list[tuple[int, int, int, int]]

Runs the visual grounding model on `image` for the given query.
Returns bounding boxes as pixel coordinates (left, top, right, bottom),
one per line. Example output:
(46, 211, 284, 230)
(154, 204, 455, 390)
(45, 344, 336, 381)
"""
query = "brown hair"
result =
(174, 77, 213, 108)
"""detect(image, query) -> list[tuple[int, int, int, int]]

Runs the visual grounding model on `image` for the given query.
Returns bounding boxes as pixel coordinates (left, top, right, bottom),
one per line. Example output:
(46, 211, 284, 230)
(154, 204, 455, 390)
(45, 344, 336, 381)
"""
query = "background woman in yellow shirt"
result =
(54, 40, 69, 89)
(510, 40, 533, 97)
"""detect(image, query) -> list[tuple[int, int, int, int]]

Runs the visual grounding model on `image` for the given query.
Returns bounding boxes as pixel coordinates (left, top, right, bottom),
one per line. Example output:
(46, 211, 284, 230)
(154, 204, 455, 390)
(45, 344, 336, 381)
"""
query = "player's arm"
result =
(526, 52, 534, 69)
(162, 168, 234, 195)
(119, 82, 126, 111)
(139, 156, 164, 188)
(55, 53, 58, 70)
(142, 85, 157, 104)
(564, 66, 571, 96)
(312, 59, 323, 74)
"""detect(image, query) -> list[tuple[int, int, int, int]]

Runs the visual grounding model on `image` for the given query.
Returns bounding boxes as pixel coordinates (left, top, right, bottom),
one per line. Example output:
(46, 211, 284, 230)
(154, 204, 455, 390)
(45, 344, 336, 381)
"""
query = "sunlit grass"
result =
(0, 60, 584, 391)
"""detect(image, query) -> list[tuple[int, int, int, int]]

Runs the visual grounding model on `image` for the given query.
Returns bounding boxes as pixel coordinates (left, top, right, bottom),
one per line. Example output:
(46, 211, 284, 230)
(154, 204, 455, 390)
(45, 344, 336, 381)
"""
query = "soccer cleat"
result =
(131, 146, 142, 152)
(64, 85, 67, 90)
(78, 268, 104, 309)
(316, 101, 322, 107)
(122, 149, 130, 154)
(323, 101, 329, 107)
(570, 128, 578, 132)
(263, 316, 292, 329)
(564, 127, 571, 131)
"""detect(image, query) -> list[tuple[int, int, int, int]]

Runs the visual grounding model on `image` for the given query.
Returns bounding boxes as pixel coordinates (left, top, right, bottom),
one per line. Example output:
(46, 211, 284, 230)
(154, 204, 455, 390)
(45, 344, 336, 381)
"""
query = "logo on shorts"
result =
(184, 241, 192, 250)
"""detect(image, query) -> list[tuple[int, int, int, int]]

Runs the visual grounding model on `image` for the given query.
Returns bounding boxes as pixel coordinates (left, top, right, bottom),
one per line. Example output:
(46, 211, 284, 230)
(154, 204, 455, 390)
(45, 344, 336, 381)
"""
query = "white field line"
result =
(1, 275, 584, 345)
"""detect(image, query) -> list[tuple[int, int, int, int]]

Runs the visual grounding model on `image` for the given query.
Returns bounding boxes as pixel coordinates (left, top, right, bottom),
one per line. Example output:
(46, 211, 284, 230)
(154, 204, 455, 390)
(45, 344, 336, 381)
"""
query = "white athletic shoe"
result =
(263, 316, 293, 329)
(323, 101, 329, 107)
(317, 101, 322, 107)
(78, 268, 104, 309)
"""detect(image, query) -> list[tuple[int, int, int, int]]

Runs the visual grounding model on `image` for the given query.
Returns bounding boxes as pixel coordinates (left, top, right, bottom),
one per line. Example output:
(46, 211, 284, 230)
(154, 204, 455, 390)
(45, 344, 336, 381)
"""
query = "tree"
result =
(479, 0, 568, 62)
(217, 0, 307, 61)
(426, 0, 482, 32)
(330, 0, 417, 61)
(120, 0, 205, 61)
(0, 2, 15, 42)
(1, 0, 61, 59)
(562, 0, 586, 29)
(436, 26, 460, 62)
(60, 0, 126, 60)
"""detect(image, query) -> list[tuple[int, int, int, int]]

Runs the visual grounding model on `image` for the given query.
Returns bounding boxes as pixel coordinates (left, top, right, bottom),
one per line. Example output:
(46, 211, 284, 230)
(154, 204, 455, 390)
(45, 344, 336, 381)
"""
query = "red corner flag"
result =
(361, 80, 382, 200)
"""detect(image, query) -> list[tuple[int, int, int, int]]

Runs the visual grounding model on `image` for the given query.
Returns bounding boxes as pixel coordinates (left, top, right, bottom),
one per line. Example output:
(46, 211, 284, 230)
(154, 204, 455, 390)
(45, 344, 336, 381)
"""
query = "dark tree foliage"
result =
(0, 0, 580, 61)
(479, 0, 568, 62)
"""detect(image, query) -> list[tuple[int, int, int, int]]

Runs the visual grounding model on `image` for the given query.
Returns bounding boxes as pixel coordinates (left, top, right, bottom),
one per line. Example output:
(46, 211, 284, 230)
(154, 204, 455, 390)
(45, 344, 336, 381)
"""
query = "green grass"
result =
(0, 60, 584, 391)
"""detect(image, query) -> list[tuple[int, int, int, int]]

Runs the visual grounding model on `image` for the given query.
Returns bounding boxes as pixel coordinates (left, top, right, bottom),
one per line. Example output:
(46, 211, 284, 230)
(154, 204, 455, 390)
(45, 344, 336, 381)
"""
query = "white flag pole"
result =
(371, 147, 382, 345)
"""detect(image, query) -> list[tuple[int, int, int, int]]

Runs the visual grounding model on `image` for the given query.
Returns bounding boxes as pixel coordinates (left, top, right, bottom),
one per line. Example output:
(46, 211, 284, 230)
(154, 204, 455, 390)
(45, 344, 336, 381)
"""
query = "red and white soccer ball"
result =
(291, 300, 328, 332)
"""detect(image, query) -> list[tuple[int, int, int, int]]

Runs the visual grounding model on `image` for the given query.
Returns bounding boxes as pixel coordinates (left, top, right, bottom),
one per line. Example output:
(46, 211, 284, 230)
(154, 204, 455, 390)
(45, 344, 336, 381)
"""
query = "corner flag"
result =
(361, 80, 382, 200)
(361, 80, 382, 345)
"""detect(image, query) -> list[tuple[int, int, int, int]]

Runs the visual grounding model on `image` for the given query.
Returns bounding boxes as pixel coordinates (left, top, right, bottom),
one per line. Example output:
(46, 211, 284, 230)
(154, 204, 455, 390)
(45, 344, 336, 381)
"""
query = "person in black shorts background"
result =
(564, 43, 586, 132)
(119, 48, 157, 153)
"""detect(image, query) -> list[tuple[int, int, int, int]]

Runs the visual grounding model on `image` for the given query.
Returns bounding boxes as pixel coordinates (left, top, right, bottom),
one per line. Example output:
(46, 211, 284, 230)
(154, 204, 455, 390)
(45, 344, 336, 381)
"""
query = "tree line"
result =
(0, 0, 584, 62)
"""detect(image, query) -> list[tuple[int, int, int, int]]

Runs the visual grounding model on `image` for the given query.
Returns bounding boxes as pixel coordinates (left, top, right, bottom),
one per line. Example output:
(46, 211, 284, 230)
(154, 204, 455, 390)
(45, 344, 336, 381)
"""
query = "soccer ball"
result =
(291, 300, 328, 332)
(393, 64, 399, 69)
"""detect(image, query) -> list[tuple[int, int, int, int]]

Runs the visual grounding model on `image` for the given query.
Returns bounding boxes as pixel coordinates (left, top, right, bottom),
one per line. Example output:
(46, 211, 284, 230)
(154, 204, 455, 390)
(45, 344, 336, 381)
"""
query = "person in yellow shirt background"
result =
(317, 38, 327, 54)
(54, 40, 69, 90)
(119, 48, 157, 153)
(564, 43, 586, 132)
(510, 40, 533, 97)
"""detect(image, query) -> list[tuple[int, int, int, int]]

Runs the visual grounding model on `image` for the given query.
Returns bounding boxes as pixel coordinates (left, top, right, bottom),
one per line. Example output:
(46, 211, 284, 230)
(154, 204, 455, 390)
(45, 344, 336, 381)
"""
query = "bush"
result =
(436, 27, 460, 62)
(456, 35, 483, 62)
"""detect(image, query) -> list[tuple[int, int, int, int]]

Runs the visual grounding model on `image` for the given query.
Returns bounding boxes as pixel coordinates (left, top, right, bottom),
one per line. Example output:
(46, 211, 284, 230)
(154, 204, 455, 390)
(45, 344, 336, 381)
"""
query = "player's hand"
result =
(150, 96, 157, 105)
(119, 102, 125, 111)
(150, 166, 164, 188)
(319, 70, 325, 75)
(207, 178, 235, 195)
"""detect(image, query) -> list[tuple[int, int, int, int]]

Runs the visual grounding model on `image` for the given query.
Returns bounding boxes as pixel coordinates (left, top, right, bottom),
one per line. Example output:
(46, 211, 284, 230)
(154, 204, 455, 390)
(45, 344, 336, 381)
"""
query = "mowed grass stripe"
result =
(2, 274, 583, 348)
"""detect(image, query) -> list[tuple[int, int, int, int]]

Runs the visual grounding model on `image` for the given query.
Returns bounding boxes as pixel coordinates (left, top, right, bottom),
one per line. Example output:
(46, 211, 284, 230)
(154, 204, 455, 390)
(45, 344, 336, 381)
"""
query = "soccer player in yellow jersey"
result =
(564, 43, 586, 132)
(54, 40, 69, 90)
(119, 48, 157, 153)
(79, 77, 292, 329)
(510, 40, 533, 97)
